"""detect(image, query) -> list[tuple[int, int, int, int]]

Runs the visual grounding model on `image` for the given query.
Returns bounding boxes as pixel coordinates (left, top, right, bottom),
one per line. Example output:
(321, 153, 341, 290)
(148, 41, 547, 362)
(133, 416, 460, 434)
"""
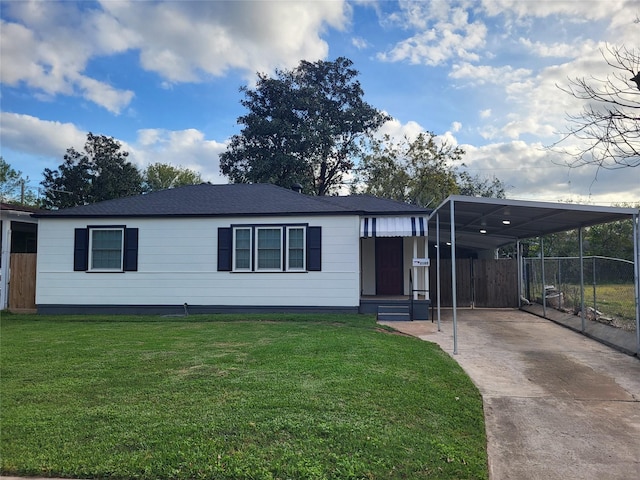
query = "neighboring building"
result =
(33, 184, 430, 316)
(1, 203, 40, 311)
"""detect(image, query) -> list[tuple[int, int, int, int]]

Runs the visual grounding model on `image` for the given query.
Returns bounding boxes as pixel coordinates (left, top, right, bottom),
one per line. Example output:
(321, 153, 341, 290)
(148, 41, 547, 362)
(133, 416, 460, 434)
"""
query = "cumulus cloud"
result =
(450, 62, 532, 86)
(0, 112, 87, 158)
(379, 5, 487, 65)
(378, 117, 426, 141)
(461, 141, 640, 203)
(128, 129, 228, 184)
(1, 0, 349, 111)
(0, 112, 228, 184)
(0, 3, 134, 114)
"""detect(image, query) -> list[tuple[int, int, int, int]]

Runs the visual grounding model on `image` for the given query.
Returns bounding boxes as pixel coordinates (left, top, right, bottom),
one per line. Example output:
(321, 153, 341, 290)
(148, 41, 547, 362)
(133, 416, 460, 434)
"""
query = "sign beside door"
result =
(412, 258, 430, 267)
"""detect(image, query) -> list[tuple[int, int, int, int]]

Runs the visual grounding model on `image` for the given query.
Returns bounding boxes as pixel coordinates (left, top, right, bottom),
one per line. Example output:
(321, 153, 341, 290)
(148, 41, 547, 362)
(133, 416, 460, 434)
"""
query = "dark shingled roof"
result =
(316, 194, 430, 215)
(34, 183, 429, 218)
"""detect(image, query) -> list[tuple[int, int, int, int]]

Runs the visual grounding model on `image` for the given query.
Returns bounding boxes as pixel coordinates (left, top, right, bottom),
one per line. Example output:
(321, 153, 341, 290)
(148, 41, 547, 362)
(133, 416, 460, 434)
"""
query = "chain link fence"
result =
(522, 256, 638, 354)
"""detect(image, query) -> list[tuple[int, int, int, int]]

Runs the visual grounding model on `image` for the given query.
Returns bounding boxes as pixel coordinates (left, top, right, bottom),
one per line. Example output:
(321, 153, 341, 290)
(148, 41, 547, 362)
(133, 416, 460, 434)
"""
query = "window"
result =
(287, 227, 305, 271)
(90, 228, 124, 271)
(234, 228, 251, 270)
(74, 227, 138, 272)
(220, 225, 320, 272)
(257, 227, 282, 270)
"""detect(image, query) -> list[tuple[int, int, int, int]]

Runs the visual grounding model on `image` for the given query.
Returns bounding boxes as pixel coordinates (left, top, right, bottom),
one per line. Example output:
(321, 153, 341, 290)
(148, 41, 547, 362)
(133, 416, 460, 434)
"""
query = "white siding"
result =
(36, 215, 360, 308)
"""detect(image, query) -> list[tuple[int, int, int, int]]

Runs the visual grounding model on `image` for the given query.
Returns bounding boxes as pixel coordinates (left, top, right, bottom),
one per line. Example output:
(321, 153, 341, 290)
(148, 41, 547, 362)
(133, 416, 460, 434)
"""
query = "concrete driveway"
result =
(380, 308, 640, 480)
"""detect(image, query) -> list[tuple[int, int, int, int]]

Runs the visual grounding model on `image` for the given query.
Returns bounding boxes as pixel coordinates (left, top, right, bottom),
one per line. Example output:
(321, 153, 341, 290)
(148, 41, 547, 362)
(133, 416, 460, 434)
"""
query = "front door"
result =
(375, 237, 403, 295)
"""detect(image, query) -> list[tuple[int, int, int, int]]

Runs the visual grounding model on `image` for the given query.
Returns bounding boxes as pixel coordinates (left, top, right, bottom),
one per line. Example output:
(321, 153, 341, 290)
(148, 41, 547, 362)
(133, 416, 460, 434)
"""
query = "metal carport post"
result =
(450, 199, 458, 355)
(634, 213, 640, 355)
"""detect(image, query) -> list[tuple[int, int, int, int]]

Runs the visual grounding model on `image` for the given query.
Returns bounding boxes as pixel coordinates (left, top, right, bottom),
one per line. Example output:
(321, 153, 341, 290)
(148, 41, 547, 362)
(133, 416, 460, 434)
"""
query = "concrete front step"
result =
(377, 305, 411, 321)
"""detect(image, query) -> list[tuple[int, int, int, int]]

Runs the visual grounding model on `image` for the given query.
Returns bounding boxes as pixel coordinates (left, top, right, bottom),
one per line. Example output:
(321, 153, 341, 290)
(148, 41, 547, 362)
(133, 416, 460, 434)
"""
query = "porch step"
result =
(377, 305, 410, 321)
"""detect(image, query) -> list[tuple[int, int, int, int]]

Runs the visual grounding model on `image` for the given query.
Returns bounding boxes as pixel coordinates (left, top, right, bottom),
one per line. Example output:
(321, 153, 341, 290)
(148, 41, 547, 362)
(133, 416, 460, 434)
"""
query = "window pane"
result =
(235, 228, 251, 269)
(257, 228, 281, 269)
(289, 228, 303, 248)
(289, 250, 304, 269)
(288, 228, 304, 269)
(91, 229, 122, 269)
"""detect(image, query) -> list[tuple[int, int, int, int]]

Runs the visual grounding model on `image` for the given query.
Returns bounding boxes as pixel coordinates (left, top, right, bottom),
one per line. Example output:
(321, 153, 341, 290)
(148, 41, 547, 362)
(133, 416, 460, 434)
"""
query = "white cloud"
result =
(1, 0, 349, 111)
(0, 112, 86, 158)
(479, 0, 626, 21)
(461, 140, 640, 203)
(0, 3, 134, 114)
(450, 62, 532, 86)
(0, 112, 228, 185)
(100, 0, 349, 83)
(378, 2, 487, 65)
(351, 37, 369, 49)
(129, 129, 228, 184)
(378, 117, 426, 141)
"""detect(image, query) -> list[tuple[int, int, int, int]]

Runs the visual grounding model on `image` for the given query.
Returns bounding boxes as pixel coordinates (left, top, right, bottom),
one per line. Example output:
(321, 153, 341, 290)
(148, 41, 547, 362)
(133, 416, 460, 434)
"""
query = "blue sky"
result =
(1, 0, 639, 205)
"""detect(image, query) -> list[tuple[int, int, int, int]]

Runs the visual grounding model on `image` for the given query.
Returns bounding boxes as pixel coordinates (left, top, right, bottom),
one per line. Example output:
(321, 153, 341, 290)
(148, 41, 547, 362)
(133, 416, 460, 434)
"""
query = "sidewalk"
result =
(380, 308, 640, 480)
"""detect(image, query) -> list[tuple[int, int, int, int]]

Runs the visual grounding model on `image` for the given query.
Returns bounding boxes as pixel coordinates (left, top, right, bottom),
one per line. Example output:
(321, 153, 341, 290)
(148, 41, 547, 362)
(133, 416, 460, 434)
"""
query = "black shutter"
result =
(306, 226, 321, 271)
(73, 228, 89, 271)
(218, 227, 232, 271)
(123, 228, 139, 271)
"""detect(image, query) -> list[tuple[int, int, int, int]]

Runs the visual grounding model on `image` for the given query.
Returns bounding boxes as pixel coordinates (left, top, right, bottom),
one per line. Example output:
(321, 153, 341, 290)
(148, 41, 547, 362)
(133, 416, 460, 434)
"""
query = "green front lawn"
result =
(1, 313, 487, 479)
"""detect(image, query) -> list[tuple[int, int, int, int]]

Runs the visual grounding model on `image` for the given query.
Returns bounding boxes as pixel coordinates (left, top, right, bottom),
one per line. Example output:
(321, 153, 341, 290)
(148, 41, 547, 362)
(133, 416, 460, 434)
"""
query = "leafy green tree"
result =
(41, 133, 143, 209)
(457, 171, 506, 199)
(585, 203, 638, 260)
(0, 157, 39, 206)
(143, 163, 202, 192)
(220, 57, 390, 195)
(355, 132, 505, 207)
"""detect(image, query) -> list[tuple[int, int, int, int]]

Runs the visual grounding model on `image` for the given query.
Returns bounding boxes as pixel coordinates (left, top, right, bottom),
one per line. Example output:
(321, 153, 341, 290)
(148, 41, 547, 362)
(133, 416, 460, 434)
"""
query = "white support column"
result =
(424, 237, 429, 301)
(0, 219, 11, 310)
(413, 237, 418, 300)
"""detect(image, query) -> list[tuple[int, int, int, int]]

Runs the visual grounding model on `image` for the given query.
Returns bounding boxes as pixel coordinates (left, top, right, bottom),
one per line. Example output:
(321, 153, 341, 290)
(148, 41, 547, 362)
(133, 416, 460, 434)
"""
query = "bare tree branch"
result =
(550, 44, 640, 169)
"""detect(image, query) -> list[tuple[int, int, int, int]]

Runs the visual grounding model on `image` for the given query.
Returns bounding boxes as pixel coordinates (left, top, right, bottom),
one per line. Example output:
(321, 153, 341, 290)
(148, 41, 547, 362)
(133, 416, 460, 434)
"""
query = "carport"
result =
(428, 195, 640, 356)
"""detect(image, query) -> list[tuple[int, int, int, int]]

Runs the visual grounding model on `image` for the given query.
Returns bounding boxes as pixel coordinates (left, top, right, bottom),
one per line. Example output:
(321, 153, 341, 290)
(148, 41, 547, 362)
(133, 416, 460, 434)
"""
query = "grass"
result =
(1, 313, 487, 479)
(553, 283, 636, 329)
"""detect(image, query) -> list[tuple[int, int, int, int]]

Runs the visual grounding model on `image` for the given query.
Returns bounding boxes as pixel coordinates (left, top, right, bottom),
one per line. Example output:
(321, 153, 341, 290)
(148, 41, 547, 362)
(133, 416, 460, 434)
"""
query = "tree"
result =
(143, 163, 202, 192)
(0, 157, 39, 206)
(354, 133, 505, 207)
(457, 171, 506, 199)
(553, 45, 640, 169)
(220, 57, 390, 195)
(41, 133, 143, 209)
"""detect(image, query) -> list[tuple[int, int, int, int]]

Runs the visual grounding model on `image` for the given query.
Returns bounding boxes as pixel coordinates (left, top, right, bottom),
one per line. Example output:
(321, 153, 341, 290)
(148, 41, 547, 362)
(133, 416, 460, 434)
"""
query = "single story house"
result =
(34, 183, 431, 316)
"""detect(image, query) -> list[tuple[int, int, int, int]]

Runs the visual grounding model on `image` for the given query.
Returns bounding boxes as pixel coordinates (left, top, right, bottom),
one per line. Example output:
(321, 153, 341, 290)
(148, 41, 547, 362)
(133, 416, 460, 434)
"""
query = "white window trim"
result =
(255, 227, 283, 271)
(233, 227, 253, 271)
(88, 227, 124, 272)
(286, 226, 306, 271)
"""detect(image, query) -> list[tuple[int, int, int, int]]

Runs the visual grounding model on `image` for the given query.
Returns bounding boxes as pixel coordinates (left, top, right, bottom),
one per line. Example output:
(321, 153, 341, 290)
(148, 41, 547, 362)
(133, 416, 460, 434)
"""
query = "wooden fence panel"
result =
(9, 253, 37, 312)
(430, 258, 473, 307)
(430, 258, 518, 308)
(473, 258, 518, 307)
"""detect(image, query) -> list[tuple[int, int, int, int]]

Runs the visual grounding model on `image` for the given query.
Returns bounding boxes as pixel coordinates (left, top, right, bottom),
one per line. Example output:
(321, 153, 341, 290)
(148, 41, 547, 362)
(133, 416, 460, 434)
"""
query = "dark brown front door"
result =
(375, 237, 403, 295)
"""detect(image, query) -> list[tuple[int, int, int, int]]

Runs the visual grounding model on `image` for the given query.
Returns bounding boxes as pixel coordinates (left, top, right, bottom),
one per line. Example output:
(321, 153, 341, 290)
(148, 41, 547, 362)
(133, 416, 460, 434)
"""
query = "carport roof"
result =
(429, 195, 639, 251)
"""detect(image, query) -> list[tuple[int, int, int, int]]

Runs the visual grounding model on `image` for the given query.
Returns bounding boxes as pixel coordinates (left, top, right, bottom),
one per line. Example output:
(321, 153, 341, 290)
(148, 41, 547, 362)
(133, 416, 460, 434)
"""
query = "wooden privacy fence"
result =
(9, 253, 37, 312)
(430, 258, 518, 308)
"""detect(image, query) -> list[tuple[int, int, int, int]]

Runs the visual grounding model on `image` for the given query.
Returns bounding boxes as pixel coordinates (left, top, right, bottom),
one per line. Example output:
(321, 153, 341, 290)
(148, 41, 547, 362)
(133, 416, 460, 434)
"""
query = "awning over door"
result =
(360, 216, 428, 238)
